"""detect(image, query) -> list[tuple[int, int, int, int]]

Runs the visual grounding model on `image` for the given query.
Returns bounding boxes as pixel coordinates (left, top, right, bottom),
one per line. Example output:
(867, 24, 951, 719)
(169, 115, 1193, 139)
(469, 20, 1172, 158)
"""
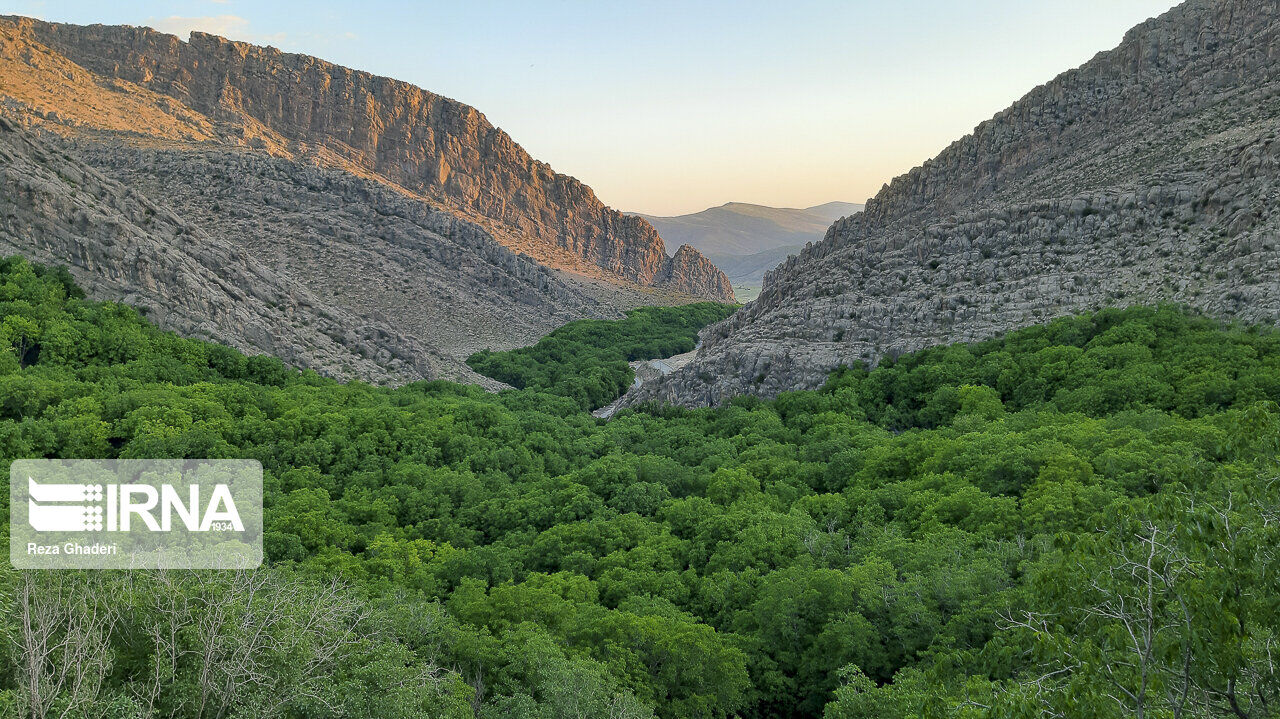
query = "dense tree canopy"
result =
(0, 256, 1276, 718)
(466, 302, 736, 409)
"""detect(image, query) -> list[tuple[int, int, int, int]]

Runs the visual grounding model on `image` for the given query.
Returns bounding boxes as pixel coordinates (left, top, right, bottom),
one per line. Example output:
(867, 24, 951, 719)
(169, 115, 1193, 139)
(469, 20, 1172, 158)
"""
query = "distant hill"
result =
(802, 201, 867, 224)
(702, 245, 805, 303)
(704, 245, 806, 285)
(636, 202, 863, 300)
(636, 202, 863, 257)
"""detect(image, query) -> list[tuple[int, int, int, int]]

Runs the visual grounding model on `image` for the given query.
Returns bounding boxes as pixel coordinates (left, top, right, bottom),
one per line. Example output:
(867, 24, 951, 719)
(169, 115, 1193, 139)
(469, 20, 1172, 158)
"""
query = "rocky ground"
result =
(592, 343, 701, 419)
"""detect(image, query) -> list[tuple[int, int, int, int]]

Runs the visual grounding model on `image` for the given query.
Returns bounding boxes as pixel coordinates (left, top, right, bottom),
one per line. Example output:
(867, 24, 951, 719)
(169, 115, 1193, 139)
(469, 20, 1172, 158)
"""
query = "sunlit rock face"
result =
(627, 0, 1280, 407)
(0, 15, 730, 301)
(0, 14, 734, 386)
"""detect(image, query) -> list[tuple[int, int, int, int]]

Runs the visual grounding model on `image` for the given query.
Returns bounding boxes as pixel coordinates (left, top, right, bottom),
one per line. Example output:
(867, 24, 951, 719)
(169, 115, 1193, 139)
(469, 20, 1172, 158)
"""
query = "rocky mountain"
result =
(0, 113, 586, 386)
(637, 201, 863, 257)
(0, 15, 732, 383)
(638, 201, 863, 301)
(628, 0, 1280, 407)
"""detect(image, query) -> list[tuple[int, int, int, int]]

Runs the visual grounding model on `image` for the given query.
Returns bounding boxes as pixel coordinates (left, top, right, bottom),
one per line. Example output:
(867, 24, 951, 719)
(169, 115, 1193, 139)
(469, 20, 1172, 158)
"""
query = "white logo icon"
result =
(27, 479, 105, 531)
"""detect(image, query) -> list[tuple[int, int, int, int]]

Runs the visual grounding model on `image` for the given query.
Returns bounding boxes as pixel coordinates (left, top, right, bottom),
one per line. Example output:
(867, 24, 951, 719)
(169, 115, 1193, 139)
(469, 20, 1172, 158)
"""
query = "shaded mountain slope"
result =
(703, 245, 806, 288)
(0, 114, 597, 385)
(0, 15, 733, 383)
(628, 0, 1280, 407)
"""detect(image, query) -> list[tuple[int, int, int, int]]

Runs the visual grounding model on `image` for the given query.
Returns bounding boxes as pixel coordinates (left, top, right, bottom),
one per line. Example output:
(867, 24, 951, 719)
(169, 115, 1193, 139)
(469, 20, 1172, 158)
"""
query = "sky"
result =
(2, 1, 1182, 216)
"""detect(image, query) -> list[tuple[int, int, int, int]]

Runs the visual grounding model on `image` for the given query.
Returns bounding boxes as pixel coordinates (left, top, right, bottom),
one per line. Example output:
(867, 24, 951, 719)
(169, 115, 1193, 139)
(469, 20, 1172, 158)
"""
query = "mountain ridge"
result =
(636, 201, 864, 257)
(635, 200, 863, 300)
(0, 113, 596, 386)
(626, 0, 1280, 407)
(0, 15, 732, 384)
(0, 15, 731, 301)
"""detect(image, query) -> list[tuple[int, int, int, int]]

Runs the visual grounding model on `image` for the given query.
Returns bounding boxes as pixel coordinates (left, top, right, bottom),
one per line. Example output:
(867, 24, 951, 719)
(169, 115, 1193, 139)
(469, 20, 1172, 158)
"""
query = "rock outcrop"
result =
(658, 245, 735, 303)
(630, 0, 1280, 407)
(0, 15, 730, 301)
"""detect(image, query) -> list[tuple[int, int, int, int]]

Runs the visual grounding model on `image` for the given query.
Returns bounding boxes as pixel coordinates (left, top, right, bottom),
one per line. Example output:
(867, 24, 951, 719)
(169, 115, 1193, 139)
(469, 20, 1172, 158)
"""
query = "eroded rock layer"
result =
(0, 115, 595, 385)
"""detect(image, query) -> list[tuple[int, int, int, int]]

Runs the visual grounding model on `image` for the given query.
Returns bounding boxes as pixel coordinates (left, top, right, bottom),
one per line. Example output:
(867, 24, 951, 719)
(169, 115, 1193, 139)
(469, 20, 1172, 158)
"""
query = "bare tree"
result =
(2, 567, 426, 719)
(9, 570, 118, 719)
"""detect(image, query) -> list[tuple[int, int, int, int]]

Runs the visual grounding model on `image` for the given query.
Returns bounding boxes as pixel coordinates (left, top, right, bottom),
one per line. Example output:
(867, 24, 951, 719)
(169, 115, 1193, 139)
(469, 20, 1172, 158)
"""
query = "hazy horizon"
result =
(3, 0, 1182, 215)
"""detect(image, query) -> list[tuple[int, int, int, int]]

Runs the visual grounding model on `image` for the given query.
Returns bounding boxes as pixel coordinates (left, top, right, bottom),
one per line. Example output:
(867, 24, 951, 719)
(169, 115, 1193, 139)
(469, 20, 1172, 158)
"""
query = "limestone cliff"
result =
(630, 0, 1280, 407)
(0, 113, 598, 385)
(659, 245, 736, 304)
(1, 16, 730, 300)
(0, 14, 734, 384)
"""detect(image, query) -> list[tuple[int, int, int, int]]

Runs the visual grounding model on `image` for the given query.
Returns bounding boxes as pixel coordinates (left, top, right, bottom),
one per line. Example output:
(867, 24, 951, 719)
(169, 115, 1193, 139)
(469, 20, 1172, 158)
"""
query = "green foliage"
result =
(466, 303, 736, 409)
(823, 304, 1280, 429)
(1, 257, 1278, 718)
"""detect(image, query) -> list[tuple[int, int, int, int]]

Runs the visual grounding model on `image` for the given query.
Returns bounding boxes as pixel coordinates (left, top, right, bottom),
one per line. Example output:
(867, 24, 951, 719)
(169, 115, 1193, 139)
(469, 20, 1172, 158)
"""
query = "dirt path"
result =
(593, 343, 700, 418)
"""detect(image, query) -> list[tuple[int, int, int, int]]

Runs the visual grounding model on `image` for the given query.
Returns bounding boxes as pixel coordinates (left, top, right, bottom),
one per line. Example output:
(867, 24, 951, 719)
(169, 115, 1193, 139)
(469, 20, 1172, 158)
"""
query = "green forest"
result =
(466, 302, 736, 410)
(0, 255, 1277, 719)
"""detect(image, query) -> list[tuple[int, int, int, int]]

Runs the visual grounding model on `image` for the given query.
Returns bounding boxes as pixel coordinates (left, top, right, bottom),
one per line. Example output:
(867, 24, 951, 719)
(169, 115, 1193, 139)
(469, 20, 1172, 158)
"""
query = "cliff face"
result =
(630, 0, 1280, 407)
(0, 113, 606, 385)
(2, 16, 730, 300)
(0, 14, 735, 384)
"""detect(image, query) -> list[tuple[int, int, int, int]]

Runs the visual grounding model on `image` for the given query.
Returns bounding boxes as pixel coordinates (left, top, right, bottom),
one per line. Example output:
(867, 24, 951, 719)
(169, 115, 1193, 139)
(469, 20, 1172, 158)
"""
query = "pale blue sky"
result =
(3, 1, 1181, 215)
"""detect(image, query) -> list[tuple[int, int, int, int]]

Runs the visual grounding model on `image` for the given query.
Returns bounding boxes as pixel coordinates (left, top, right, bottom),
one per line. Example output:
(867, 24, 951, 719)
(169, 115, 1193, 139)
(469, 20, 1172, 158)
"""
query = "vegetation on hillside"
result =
(466, 303, 736, 410)
(0, 256, 1276, 719)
